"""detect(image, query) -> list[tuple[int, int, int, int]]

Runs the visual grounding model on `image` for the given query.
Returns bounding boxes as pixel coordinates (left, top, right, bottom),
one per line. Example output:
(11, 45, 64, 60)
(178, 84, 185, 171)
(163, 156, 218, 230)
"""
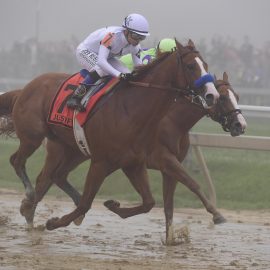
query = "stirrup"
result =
(67, 97, 86, 112)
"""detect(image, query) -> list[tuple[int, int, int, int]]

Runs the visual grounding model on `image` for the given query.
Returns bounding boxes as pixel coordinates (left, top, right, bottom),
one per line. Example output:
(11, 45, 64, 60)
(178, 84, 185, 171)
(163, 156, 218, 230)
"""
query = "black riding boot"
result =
(66, 84, 87, 112)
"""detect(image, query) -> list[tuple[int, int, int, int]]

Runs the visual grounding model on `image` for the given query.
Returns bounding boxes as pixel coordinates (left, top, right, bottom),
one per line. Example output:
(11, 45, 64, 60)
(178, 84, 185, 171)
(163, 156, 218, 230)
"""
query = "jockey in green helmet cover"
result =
(120, 38, 176, 71)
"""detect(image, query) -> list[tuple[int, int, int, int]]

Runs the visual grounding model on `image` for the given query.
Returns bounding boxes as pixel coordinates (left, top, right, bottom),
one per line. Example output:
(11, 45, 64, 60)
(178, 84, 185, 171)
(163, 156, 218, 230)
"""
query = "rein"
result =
(128, 80, 212, 110)
(128, 81, 191, 96)
(127, 48, 213, 106)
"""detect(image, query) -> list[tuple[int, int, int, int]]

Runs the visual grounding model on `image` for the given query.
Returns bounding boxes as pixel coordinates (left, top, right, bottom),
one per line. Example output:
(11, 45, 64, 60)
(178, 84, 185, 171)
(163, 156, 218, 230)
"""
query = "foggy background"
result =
(0, 0, 270, 103)
(1, 0, 269, 48)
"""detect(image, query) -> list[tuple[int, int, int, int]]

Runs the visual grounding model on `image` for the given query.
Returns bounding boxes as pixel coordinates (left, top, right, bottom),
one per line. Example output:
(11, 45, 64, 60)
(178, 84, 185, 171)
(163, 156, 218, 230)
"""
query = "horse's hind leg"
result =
(21, 140, 85, 226)
(46, 161, 109, 230)
(10, 137, 43, 202)
(104, 163, 155, 218)
(35, 140, 85, 205)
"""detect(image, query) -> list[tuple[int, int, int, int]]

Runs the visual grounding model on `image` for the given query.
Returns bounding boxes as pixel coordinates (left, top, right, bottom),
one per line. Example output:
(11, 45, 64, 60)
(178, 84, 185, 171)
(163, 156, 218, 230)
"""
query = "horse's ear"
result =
(188, 39, 195, 48)
(223, 72, 229, 82)
(175, 38, 184, 51)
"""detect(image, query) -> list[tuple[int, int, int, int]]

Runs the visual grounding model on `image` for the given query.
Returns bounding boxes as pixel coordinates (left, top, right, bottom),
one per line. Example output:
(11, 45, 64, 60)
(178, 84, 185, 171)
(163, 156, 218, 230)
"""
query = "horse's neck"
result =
(108, 85, 176, 147)
(167, 99, 206, 131)
(129, 56, 181, 122)
(125, 86, 175, 124)
(143, 54, 181, 87)
(113, 56, 184, 143)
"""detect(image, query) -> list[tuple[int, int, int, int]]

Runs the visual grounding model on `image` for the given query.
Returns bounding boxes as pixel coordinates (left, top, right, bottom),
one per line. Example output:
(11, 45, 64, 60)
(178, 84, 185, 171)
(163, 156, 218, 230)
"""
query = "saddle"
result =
(48, 73, 119, 128)
(81, 76, 112, 110)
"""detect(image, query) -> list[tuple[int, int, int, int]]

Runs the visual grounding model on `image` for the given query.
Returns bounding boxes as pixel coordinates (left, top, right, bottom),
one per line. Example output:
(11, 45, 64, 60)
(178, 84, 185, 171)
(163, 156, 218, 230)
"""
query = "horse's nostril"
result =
(234, 122, 245, 132)
(205, 94, 214, 106)
(235, 122, 242, 128)
(231, 121, 245, 136)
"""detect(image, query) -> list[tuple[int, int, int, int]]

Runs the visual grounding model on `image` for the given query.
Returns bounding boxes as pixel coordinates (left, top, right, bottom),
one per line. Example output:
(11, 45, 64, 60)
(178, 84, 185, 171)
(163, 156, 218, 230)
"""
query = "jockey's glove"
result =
(119, 73, 133, 81)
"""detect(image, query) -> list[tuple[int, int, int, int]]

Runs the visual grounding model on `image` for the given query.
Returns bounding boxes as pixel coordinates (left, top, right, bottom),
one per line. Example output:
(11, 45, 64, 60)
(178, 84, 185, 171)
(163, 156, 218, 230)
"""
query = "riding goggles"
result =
(129, 31, 146, 41)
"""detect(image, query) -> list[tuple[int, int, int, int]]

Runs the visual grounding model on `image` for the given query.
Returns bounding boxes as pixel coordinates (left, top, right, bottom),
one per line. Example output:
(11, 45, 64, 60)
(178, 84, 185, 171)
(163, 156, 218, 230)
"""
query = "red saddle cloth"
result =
(48, 73, 119, 128)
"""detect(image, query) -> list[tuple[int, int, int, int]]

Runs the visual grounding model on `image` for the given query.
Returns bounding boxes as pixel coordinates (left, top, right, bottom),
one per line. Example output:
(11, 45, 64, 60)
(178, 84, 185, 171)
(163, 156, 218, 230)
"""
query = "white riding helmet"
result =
(122, 13, 150, 36)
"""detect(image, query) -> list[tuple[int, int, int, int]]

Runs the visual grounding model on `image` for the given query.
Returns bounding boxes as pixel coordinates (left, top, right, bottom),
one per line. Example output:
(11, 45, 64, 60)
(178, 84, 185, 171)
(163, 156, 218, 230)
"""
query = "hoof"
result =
(213, 214, 227, 224)
(46, 217, 60, 231)
(104, 199, 120, 210)
(20, 198, 34, 216)
(25, 223, 34, 231)
(73, 215, 85, 226)
(164, 225, 190, 246)
(20, 198, 36, 226)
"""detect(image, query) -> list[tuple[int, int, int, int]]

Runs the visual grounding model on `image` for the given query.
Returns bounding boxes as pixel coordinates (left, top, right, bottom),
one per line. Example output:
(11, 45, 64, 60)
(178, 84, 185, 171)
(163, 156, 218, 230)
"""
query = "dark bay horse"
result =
(0, 40, 220, 231)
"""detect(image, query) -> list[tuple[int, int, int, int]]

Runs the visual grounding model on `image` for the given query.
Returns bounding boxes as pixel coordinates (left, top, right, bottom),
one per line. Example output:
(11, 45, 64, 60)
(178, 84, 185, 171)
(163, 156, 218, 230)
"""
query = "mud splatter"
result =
(0, 190, 270, 270)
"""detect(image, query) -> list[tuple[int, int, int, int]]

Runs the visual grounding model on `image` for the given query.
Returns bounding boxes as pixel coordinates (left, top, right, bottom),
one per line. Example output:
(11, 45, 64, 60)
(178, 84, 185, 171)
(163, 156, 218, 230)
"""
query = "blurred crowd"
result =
(198, 35, 270, 88)
(0, 35, 270, 88)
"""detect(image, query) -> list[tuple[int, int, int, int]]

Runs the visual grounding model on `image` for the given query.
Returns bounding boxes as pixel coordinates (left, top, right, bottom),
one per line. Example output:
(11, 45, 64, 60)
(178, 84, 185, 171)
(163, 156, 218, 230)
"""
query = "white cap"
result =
(122, 13, 150, 36)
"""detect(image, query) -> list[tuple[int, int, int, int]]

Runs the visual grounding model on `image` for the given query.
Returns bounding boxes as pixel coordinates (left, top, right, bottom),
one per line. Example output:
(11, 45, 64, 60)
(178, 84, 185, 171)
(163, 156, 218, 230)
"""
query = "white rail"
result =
(189, 131, 270, 207)
(190, 133, 270, 151)
(240, 104, 270, 112)
(189, 104, 270, 205)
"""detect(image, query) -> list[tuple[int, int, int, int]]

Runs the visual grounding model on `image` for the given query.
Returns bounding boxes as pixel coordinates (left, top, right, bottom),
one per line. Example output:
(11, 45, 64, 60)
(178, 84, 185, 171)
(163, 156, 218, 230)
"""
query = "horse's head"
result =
(174, 39, 220, 108)
(208, 72, 247, 136)
(133, 39, 219, 108)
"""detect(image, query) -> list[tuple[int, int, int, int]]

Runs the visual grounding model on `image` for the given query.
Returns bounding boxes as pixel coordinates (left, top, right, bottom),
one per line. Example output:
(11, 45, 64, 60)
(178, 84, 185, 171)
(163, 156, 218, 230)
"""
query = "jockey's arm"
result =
(97, 45, 121, 77)
(131, 48, 143, 67)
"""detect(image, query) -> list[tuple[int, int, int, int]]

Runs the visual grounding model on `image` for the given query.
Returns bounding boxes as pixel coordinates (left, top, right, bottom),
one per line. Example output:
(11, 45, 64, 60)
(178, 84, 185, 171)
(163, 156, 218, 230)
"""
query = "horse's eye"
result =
(186, 63, 196, 71)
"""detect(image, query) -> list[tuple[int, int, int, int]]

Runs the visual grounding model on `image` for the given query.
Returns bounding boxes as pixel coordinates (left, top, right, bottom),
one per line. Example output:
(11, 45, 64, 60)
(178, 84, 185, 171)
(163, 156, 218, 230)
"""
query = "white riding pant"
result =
(76, 48, 130, 77)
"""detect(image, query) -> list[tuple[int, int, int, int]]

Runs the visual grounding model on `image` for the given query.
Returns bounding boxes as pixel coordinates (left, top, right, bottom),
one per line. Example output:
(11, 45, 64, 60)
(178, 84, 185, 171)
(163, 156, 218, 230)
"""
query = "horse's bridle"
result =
(129, 48, 214, 107)
(210, 82, 242, 132)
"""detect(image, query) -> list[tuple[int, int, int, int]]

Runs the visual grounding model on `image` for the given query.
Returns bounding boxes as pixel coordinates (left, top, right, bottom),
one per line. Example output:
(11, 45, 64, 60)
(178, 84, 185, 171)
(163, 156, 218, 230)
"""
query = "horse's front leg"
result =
(104, 163, 155, 218)
(46, 161, 108, 230)
(162, 173, 178, 245)
(163, 154, 226, 224)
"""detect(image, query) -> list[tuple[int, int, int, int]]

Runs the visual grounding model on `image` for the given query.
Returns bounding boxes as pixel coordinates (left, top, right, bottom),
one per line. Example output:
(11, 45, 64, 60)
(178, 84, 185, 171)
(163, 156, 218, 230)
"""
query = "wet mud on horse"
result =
(0, 40, 224, 240)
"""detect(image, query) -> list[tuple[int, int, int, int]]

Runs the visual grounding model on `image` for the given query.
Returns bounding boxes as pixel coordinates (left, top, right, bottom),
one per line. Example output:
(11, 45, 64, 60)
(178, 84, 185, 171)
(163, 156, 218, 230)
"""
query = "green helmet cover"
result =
(157, 38, 176, 52)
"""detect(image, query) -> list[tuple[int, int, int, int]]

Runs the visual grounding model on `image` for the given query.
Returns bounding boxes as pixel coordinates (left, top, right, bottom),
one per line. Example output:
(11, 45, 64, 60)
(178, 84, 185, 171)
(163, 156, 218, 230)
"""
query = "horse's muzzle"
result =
(230, 120, 246, 137)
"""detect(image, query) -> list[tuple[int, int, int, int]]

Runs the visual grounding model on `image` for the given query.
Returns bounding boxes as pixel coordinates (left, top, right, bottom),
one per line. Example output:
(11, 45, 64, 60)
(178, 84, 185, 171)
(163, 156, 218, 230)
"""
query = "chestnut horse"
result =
(0, 72, 246, 245)
(144, 72, 247, 244)
(0, 40, 220, 231)
(46, 72, 246, 244)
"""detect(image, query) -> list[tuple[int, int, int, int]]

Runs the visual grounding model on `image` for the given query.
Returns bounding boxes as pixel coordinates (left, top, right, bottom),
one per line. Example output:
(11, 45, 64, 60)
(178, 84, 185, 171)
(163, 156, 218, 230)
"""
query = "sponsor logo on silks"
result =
(80, 50, 98, 69)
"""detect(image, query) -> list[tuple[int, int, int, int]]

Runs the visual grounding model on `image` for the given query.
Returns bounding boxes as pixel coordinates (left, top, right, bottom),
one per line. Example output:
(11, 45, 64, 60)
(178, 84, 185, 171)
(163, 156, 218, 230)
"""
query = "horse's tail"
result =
(0, 89, 22, 137)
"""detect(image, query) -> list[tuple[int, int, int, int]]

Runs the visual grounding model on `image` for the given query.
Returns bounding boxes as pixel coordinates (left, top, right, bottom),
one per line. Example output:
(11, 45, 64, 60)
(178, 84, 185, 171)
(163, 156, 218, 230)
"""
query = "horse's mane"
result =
(132, 51, 172, 79)
(131, 43, 198, 80)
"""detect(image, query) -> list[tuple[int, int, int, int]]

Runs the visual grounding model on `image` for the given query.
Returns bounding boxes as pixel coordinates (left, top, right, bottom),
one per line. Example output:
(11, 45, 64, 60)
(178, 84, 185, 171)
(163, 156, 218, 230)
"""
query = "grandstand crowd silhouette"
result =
(0, 35, 269, 88)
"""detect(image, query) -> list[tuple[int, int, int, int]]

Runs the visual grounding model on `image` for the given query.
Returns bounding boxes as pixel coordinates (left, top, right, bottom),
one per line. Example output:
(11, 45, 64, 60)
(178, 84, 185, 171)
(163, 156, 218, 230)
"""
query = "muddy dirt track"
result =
(0, 189, 270, 270)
